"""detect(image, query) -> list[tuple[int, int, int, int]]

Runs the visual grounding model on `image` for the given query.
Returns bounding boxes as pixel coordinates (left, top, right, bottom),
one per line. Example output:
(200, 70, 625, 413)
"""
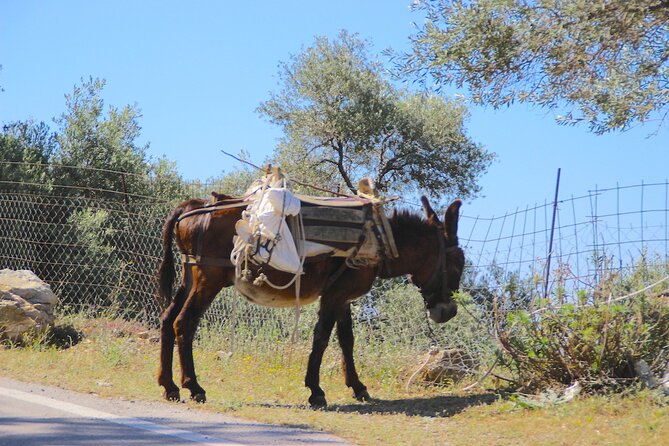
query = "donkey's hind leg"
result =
(158, 284, 187, 401)
(174, 269, 226, 403)
(337, 303, 370, 401)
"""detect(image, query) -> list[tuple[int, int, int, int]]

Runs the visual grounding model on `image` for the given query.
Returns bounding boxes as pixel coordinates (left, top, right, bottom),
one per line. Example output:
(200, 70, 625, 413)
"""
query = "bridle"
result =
(418, 223, 460, 304)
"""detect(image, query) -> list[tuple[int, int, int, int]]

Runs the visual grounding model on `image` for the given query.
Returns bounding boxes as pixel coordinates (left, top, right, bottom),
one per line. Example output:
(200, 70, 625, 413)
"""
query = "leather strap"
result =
(181, 254, 234, 268)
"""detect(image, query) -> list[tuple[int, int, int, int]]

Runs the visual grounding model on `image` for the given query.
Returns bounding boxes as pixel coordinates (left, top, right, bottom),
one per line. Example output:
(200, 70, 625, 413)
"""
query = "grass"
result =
(1, 316, 667, 445)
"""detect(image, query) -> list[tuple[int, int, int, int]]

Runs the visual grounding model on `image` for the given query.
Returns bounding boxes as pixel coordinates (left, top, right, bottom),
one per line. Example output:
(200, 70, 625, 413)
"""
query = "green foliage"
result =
(1, 78, 188, 320)
(259, 31, 493, 200)
(51, 77, 184, 201)
(63, 207, 129, 313)
(495, 259, 669, 392)
(53, 78, 146, 194)
(402, 0, 669, 134)
(100, 336, 133, 368)
(0, 121, 55, 189)
(146, 156, 189, 201)
(464, 260, 537, 324)
(68, 208, 117, 253)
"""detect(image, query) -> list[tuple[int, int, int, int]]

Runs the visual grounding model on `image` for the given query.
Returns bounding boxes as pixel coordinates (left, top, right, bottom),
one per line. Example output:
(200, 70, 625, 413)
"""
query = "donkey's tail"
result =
(156, 205, 185, 310)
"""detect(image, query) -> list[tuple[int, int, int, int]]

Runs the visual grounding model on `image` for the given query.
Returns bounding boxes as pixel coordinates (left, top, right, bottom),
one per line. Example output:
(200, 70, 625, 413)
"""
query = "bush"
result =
(495, 260, 669, 392)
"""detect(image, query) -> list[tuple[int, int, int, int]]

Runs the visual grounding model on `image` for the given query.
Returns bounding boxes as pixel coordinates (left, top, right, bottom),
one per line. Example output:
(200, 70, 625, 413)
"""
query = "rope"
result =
(462, 355, 499, 392)
(230, 172, 308, 348)
(405, 347, 438, 392)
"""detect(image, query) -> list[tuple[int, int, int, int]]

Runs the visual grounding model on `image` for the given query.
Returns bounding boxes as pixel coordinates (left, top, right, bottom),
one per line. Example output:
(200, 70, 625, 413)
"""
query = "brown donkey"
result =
(156, 195, 464, 408)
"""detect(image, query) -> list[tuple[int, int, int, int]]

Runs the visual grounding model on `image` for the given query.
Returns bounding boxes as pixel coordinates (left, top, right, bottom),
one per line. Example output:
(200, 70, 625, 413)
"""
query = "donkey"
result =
(156, 195, 464, 407)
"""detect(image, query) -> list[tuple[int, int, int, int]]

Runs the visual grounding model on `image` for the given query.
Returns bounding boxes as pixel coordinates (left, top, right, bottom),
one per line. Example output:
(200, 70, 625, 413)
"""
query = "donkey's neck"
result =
(378, 214, 436, 279)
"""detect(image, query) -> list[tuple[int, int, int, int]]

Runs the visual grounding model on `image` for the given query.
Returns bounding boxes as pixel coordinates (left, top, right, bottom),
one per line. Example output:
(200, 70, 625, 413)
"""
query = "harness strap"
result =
(181, 254, 234, 267)
(322, 259, 353, 294)
(177, 201, 247, 223)
(181, 252, 332, 269)
(372, 205, 399, 259)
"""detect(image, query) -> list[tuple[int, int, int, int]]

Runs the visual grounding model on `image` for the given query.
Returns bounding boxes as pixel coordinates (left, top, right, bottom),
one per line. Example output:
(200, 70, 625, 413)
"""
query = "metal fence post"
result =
(544, 168, 561, 300)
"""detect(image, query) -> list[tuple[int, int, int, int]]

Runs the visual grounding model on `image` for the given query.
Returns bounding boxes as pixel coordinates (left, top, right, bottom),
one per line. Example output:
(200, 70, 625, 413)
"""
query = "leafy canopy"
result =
(52, 77, 182, 199)
(258, 31, 493, 200)
(401, 0, 669, 134)
(0, 121, 55, 188)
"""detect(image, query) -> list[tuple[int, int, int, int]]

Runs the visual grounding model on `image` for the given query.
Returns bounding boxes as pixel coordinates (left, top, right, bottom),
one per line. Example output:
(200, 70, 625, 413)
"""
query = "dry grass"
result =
(1, 317, 667, 446)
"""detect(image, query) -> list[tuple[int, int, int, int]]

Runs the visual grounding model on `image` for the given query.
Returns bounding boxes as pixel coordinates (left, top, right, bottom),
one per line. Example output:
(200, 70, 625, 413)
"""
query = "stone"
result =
(0, 269, 58, 342)
(137, 330, 160, 343)
(417, 347, 478, 384)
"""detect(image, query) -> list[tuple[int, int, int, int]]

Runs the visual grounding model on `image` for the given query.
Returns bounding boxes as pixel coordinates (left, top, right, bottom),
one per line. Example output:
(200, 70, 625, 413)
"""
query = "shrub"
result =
(494, 258, 669, 392)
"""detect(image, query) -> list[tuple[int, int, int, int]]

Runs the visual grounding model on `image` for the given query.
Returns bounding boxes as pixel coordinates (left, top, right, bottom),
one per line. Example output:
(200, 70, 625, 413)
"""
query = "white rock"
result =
(0, 269, 58, 306)
(0, 270, 58, 342)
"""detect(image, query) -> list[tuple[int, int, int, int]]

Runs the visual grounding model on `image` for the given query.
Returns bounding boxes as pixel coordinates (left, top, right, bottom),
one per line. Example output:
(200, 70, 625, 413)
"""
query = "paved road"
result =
(0, 377, 351, 445)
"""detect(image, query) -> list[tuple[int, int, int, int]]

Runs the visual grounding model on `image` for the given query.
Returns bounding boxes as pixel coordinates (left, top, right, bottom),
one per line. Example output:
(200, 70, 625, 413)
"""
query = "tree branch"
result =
(332, 138, 357, 193)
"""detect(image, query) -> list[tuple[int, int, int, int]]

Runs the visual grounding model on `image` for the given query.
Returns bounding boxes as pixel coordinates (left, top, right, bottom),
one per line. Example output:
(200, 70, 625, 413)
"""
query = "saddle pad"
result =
(302, 225, 364, 244)
(299, 204, 369, 249)
(300, 205, 366, 225)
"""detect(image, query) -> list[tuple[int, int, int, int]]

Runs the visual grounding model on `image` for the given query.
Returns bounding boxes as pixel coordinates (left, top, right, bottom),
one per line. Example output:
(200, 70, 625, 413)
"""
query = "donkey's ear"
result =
(444, 199, 462, 242)
(421, 196, 440, 224)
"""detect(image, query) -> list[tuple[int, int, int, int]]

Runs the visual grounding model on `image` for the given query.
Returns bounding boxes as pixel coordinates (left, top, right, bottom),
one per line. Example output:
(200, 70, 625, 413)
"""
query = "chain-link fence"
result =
(2, 161, 667, 380)
(1, 166, 170, 322)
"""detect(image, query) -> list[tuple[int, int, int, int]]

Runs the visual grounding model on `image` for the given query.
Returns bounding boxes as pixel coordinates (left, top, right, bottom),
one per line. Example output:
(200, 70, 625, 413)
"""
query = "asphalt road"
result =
(0, 377, 351, 445)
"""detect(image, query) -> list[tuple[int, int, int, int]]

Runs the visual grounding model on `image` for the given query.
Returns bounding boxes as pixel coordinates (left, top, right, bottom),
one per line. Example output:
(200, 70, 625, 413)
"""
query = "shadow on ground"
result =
(254, 393, 500, 418)
(328, 393, 500, 417)
(0, 323, 84, 350)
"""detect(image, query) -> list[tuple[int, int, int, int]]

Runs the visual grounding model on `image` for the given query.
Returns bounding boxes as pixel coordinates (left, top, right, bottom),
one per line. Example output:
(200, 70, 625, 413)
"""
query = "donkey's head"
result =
(411, 197, 464, 323)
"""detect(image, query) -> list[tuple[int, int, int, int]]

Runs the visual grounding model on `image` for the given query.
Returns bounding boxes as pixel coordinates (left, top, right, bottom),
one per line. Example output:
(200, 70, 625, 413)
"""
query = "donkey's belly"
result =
(234, 281, 321, 308)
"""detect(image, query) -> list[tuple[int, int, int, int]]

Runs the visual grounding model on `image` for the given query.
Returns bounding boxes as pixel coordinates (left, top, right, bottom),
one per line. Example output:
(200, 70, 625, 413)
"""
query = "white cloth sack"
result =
(233, 187, 303, 274)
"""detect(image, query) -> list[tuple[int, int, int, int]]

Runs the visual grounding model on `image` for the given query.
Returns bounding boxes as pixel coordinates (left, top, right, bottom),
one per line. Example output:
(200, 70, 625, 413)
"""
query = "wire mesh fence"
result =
(460, 180, 669, 304)
(1, 161, 667, 377)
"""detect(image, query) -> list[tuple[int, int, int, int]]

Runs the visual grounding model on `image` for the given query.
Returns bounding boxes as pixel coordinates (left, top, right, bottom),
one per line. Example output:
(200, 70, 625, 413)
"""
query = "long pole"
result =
(544, 168, 561, 300)
(220, 149, 352, 197)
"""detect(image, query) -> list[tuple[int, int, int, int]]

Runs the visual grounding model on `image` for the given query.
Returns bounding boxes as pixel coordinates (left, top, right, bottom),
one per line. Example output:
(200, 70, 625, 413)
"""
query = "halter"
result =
(419, 223, 459, 304)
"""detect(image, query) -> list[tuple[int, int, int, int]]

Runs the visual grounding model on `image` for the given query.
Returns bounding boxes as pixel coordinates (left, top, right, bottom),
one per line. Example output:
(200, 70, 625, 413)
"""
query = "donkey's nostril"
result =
(427, 302, 458, 323)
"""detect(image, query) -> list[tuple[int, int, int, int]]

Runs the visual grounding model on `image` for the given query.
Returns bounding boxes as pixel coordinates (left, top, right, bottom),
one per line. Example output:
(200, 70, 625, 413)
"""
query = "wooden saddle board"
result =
(195, 192, 399, 265)
(293, 194, 398, 262)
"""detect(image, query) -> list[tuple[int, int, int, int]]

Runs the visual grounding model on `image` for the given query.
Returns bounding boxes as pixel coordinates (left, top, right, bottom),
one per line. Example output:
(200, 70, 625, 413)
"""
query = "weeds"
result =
(1, 320, 83, 351)
(493, 257, 669, 393)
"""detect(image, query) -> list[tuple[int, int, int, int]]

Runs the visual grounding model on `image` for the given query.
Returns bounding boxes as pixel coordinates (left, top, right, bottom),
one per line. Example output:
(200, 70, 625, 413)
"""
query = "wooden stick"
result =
(221, 149, 352, 197)
(220, 149, 266, 172)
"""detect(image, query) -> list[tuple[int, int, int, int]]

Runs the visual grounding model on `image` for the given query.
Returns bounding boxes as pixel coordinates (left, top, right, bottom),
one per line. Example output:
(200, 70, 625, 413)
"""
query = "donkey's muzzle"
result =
(427, 301, 458, 323)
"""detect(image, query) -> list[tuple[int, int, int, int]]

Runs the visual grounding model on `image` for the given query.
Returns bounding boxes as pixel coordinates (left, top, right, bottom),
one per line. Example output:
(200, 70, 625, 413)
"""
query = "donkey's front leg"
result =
(305, 306, 337, 408)
(336, 303, 370, 401)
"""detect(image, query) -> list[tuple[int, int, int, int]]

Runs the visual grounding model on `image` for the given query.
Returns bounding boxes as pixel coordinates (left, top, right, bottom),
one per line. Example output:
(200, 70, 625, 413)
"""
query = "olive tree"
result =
(400, 0, 669, 134)
(51, 77, 183, 200)
(0, 121, 55, 189)
(258, 31, 493, 201)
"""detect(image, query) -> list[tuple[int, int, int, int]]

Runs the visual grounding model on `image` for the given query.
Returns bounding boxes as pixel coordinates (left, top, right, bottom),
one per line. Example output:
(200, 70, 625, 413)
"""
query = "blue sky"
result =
(2, 1, 668, 220)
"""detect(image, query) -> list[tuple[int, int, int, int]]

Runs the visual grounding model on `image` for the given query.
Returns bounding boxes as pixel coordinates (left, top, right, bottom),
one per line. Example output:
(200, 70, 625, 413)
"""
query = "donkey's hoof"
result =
(191, 392, 207, 403)
(164, 390, 181, 402)
(308, 394, 327, 409)
(354, 388, 371, 402)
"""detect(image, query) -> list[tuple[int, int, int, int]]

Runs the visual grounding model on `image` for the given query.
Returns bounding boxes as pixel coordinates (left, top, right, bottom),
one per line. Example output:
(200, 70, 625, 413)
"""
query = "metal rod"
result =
(617, 183, 622, 271)
(544, 168, 561, 299)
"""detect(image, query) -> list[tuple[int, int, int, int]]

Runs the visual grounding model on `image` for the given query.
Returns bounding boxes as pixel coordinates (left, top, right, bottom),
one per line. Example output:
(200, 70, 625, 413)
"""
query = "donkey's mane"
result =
(390, 209, 432, 246)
